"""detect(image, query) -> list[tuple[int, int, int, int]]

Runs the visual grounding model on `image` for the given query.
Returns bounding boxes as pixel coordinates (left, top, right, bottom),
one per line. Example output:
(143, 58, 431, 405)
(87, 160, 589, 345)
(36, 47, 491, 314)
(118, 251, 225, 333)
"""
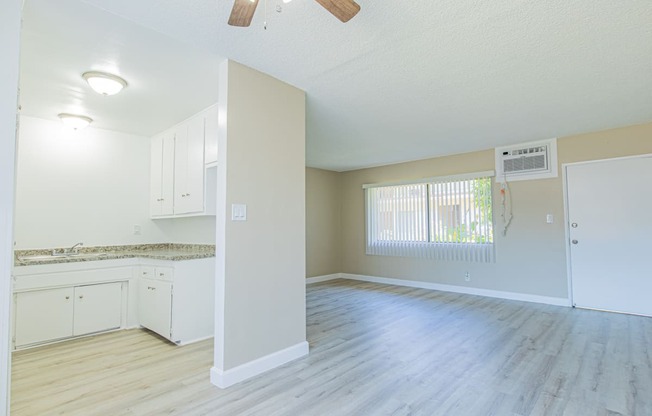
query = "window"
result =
(364, 171, 494, 262)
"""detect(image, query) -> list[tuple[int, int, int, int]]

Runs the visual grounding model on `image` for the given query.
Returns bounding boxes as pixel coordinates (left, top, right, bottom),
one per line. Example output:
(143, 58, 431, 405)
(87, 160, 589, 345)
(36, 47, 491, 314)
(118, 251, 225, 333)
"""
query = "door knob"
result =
(572, 240, 578, 244)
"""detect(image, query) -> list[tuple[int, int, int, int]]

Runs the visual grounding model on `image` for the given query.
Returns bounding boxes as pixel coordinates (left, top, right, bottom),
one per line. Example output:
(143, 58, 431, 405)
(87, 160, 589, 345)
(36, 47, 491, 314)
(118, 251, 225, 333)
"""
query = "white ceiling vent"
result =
(495, 138, 558, 182)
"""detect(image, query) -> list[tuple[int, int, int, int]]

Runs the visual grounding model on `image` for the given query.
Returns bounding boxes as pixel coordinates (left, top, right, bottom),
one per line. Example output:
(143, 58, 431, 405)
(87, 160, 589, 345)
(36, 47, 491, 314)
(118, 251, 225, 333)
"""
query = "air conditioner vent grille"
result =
(495, 138, 558, 182)
(504, 154, 547, 173)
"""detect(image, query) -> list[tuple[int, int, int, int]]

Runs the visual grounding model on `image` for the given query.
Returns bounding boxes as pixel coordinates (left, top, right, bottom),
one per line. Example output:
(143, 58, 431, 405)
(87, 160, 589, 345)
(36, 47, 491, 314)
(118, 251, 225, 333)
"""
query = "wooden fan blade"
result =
(228, 0, 259, 27)
(314, 0, 360, 23)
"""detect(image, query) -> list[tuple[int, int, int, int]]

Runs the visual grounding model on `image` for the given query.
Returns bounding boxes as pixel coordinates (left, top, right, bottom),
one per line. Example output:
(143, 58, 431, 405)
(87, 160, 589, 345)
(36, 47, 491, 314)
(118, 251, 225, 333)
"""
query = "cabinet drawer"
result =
(155, 267, 173, 281)
(139, 266, 156, 279)
(140, 266, 173, 282)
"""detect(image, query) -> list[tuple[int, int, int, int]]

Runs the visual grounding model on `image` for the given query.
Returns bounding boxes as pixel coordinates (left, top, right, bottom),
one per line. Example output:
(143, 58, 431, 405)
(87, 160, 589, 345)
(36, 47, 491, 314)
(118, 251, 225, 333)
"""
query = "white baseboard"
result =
(306, 273, 343, 284)
(210, 341, 309, 389)
(341, 273, 570, 307)
(177, 335, 213, 346)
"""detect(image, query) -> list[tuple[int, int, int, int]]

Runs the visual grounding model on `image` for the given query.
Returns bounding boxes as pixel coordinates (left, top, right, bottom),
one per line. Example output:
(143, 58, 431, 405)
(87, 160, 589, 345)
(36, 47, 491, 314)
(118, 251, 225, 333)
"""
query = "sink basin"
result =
(64, 253, 109, 259)
(19, 255, 57, 261)
(18, 253, 109, 262)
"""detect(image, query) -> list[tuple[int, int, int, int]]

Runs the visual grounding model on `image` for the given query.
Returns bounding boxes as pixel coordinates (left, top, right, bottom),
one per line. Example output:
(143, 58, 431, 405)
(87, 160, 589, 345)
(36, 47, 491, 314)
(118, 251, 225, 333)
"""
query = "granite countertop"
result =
(14, 243, 215, 267)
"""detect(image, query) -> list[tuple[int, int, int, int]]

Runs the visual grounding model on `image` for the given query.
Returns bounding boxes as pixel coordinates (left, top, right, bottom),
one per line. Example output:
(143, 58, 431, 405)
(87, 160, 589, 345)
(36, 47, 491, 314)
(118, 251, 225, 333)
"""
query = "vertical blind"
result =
(364, 171, 495, 263)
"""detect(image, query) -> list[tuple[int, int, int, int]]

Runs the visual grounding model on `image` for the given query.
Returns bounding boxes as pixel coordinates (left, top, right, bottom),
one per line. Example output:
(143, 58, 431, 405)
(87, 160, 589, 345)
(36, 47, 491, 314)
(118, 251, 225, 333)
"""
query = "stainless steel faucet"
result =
(53, 242, 84, 256)
(68, 242, 84, 253)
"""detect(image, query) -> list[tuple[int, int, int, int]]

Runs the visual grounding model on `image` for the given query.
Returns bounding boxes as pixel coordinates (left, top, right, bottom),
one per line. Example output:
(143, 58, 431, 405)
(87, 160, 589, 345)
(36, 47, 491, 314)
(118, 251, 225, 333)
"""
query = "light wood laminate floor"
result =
(11, 279, 652, 415)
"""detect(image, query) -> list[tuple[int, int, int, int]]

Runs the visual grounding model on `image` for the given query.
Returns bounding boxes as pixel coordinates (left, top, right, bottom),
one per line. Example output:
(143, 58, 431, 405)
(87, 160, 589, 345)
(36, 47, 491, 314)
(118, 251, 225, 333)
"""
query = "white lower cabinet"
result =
(14, 287, 74, 347)
(14, 282, 123, 348)
(139, 276, 173, 339)
(137, 259, 214, 345)
(73, 283, 122, 336)
(13, 257, 214, 349)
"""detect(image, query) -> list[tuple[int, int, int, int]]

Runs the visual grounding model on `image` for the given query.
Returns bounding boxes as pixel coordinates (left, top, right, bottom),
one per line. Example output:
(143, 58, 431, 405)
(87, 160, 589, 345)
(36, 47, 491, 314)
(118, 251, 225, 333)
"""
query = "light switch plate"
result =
(546, 214, 553, 224)
(232, 204, 247, 221)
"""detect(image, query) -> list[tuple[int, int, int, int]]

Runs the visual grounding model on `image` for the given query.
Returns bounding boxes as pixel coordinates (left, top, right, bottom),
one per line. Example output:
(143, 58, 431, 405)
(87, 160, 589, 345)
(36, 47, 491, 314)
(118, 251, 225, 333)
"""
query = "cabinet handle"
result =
(159, 273, 164, 276)
(79, 295, 84, 299)
(65, 296, 70, 300)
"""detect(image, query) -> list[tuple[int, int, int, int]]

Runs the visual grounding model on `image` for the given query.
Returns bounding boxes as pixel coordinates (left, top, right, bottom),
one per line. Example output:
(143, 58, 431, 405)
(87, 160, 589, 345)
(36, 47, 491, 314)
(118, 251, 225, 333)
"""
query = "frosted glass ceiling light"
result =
(82, 71, 128, 96)
(58, 113, 93, 130)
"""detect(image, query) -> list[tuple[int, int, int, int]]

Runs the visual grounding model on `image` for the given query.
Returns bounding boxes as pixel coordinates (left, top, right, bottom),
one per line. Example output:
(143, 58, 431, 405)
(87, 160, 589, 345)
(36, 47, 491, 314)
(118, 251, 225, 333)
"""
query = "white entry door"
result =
(566, 156, 652, 316)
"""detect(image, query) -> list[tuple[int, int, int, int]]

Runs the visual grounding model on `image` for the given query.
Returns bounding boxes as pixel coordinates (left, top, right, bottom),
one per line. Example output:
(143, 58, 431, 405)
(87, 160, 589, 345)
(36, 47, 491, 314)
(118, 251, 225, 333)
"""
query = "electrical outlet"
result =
(464, 272, 471, 282)
(133, 225, 141, 235)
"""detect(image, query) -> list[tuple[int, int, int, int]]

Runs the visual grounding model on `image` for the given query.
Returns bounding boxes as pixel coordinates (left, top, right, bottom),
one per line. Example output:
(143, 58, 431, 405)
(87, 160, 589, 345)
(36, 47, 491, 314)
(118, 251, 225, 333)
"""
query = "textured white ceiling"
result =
(22, 0, 652, 171)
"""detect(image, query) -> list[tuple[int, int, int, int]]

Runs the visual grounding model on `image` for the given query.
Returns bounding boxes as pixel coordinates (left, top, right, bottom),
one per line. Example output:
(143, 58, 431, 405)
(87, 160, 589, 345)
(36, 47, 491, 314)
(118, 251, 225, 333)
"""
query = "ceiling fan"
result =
(228, 0, 361, 27)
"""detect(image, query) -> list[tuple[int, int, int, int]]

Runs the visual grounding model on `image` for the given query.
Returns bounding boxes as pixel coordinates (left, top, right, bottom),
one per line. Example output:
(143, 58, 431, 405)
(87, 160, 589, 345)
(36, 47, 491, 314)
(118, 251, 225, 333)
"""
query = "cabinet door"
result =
(204, 105, 218, 165)
(174, 116, 205, 215)
(73, 283, 123, 336)
(150, 133, 175, 217)
(185, 115, 206, 214)
(150, 135, 164, 217)
(160, 134, 175, 216)
(14, 287, 74, 347)
(139, 278, 172, 340)
(173, 124, 189, 213)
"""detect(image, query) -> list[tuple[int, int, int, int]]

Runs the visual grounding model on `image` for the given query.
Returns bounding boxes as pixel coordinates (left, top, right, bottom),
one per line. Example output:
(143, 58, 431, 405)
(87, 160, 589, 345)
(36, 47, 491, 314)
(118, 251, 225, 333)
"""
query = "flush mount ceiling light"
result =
(82, 71, 128, 96)
(58, 113, 93, 130)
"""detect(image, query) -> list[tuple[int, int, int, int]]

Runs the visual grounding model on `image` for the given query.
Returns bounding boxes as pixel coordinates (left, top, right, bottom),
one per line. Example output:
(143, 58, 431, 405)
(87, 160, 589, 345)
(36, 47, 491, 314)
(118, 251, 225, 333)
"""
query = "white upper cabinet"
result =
(150, 133, 175, 217)
(150, 104, 217, 218)
(204, 104, 218, 165)
(174, 114, 205, 215)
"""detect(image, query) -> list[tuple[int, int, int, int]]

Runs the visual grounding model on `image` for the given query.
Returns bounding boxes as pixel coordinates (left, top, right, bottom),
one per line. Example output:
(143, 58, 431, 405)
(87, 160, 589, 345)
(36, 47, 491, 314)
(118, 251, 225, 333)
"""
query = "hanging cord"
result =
(264, 0, 267, 30)
(500, 174, 513, 236)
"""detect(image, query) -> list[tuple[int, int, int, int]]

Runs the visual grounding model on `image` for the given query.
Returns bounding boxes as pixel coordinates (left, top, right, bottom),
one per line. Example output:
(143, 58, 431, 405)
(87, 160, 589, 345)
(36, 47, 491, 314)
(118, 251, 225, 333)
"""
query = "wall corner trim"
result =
(210, 341, 309, 389)
(340, 273, 571, 307)
(305, 273, 343, 284)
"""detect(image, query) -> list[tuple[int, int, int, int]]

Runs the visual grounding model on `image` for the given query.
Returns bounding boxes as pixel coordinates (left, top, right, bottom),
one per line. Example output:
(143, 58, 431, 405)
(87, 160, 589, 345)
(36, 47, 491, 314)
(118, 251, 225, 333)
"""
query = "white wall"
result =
(14, 116, 215, 249)
(213, 60, 307, 387)
(1, 0, 22, 412)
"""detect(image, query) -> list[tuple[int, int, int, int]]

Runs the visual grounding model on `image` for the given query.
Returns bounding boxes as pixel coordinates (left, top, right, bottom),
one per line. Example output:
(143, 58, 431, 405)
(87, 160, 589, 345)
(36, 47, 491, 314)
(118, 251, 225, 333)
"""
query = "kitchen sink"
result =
(18, 253, 109, 262)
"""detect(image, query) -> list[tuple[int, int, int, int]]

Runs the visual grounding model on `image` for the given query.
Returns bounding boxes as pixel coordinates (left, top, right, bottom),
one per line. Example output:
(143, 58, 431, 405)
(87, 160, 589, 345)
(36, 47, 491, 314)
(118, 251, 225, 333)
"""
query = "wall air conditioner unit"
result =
(495, 138, 558, 182)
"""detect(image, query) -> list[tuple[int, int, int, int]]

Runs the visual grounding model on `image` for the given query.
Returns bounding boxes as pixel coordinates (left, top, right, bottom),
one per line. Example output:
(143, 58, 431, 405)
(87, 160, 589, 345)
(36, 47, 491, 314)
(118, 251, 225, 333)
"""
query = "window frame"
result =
(363, 170, 495, 262)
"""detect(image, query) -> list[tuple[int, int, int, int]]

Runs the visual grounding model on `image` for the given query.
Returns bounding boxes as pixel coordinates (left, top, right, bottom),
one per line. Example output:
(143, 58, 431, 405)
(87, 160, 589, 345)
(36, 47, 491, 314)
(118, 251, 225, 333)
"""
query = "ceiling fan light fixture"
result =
(58, 113, 93, 130)
(82, 71, 128, 96)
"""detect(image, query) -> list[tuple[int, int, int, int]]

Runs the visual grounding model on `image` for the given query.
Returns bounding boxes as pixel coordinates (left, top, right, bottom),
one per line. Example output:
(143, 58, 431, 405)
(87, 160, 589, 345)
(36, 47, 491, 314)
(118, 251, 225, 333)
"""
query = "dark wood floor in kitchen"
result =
(11, 279, 652, 415)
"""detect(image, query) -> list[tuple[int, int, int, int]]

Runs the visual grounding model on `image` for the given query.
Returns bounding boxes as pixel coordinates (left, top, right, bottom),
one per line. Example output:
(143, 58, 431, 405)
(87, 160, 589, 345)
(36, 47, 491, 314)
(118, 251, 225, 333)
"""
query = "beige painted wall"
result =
(215, 60, 306, 371)
(335, 122, 652, 299)
(306, 168, 341, 277)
